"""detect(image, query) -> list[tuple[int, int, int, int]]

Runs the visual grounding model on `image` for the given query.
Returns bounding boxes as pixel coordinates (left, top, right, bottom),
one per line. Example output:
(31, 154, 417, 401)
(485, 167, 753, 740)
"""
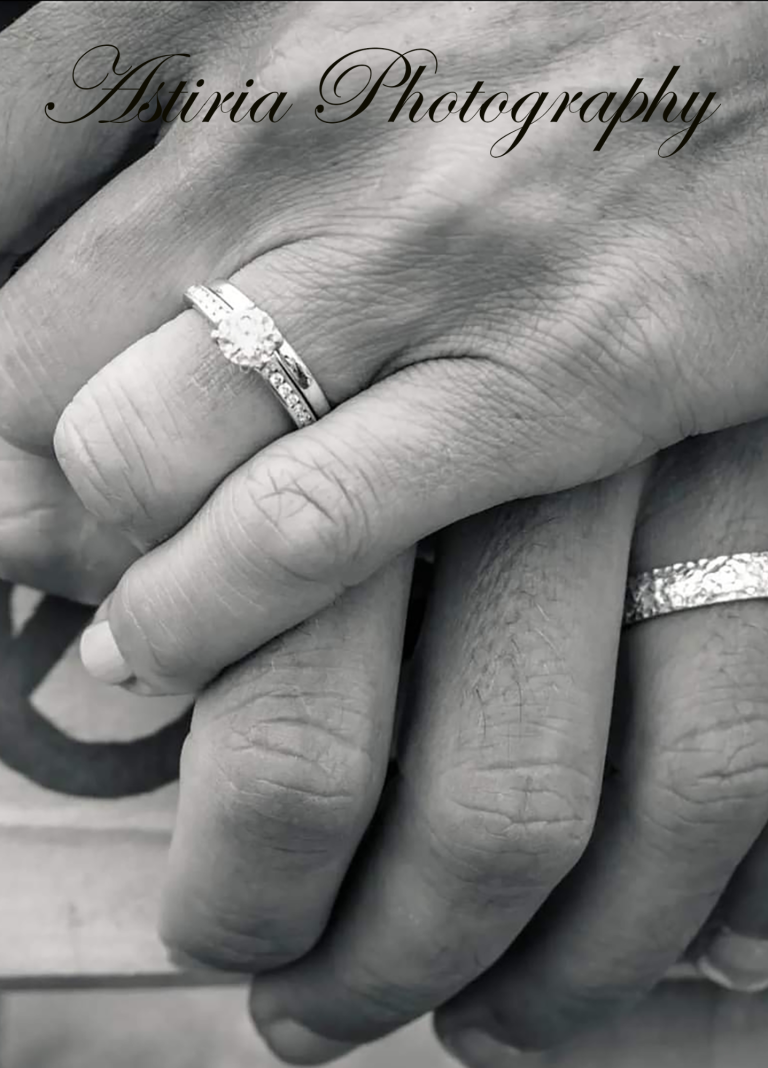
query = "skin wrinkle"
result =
(208, 653, 385, 713)
(189, 734, 372, 855)
(5, 1, 768, 1055)
(199, 479, 332, 604)
(204, 694, 383, 765)
(56, 411, 150, 521)
(168, 831, 325, 964)
(0, 300, 62, 446)
(159, 551, 409, 967)
(0, 6, 169, 248)
(1, 5, 764, 454)
(62, 386, 172, 532)
(117, 559, 208, 681)
(415, 796, 587, 906)
(267, 442, 382, 565)
(241, 474, 627, 1042)
(647, 745, 768, 826)
(101, 358, 194, 458)
(465, 546, 768, 1045)
(241, 467, 364, 586)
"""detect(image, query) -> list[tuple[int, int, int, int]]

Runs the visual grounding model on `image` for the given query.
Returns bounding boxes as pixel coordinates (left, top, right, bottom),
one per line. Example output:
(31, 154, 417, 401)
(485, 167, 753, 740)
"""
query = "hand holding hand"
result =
(0, 1, 763, 696)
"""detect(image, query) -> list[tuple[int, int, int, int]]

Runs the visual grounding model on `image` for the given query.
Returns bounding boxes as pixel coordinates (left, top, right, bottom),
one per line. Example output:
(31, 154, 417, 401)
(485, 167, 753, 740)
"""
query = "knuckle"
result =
(508, 248, 688, 462)
(647, 710, 768, 844)
(166, 909, 306, 976)
(196, 702, 375, 850)
(0, 300, 60, 453)
(165, 673, 382, 971)
(235, 445, 375, 587)
(431, 762, 595, 893)
(54, 383, 154, 533)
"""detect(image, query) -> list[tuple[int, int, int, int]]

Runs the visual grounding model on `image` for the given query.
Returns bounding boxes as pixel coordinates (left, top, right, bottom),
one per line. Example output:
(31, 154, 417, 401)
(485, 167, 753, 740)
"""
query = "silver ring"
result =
(184, 281, 330, 428)
(624, 552, 768, 626)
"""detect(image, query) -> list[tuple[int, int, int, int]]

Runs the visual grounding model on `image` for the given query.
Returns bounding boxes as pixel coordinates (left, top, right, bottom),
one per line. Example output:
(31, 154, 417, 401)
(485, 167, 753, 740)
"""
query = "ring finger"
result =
(436, 421, 768, 1063)
(241, 469, 642, 1062)
(52, 247, 394, 552)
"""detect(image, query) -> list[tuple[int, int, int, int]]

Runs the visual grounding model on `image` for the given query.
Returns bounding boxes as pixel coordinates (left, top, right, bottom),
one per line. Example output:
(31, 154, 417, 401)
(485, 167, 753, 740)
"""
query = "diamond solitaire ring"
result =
(624, 552, 768, 626)
(184, 281, 330, 428)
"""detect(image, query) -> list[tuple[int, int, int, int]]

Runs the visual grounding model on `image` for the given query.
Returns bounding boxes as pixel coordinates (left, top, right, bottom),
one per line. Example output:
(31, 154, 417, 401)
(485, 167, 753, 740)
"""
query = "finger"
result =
(1, 6, 392, 457)
(52, 246, 391, 549)
(696, 823, 768, 993)
(242, 472, 642, 1063)
(0, 30, 303, 455)
(0, 437, 136, 603)
(0, 3, 184, 256)
(436, 422, 768, 1061)
(47, 36, 768, 697)
(70, 337, 666, 698)
(0, 134, 196, 453)
(159, 551, 412, 974)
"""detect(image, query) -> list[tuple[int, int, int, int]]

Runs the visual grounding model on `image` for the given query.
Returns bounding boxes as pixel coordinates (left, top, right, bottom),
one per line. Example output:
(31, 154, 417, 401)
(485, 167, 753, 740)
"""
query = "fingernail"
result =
(441, 1028, 520, 1067)
(698, 928, 768, 993)
(258, 1019, 356, 1065)
(80, 620, 132, 685)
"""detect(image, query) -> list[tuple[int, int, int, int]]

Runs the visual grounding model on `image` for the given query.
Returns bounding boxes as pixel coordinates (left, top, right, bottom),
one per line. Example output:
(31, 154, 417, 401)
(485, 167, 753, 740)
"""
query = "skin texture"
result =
(0, 0, 763, 693)
(2, 2, 768, 1064)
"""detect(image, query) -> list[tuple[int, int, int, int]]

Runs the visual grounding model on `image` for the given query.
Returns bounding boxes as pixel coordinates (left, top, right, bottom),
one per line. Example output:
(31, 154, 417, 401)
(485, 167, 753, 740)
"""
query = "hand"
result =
(80, 415, 758, 1067)
(0, 1, 764, 695)
(3, 2, 768, 1061)
(0, 0, 149, 604)
(0, 433, 136, 603)
(233, 422, 768, 1067)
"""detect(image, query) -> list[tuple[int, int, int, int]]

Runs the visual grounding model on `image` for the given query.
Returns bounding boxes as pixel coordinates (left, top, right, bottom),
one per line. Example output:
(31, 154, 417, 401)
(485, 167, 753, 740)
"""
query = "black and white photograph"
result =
(0, 2, 766, 1065)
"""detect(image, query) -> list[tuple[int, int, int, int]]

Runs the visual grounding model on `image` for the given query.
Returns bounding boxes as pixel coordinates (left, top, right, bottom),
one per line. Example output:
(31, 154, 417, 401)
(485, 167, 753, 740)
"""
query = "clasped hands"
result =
(3, 3, 768, 1065)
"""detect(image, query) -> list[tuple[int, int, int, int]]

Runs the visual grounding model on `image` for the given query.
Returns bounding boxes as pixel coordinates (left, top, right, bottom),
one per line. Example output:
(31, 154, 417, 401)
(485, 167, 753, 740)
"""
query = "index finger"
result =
(73, 353, 651, 694)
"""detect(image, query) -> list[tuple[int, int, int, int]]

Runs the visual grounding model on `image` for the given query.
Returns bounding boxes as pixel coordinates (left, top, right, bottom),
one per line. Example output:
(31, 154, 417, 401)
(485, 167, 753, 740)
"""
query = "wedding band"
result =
(184, 281, 330, 428)
(624, 552, 768, 626)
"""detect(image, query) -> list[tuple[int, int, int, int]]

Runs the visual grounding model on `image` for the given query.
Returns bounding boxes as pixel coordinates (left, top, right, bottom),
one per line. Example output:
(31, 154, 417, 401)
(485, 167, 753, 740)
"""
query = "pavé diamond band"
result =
(184, 281, 330, 428)
(624, 552, 768, 627)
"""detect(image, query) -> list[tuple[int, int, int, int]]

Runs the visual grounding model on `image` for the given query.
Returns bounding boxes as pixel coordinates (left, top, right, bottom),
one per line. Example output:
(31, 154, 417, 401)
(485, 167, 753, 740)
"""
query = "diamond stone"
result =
(212, 307, 282, 369)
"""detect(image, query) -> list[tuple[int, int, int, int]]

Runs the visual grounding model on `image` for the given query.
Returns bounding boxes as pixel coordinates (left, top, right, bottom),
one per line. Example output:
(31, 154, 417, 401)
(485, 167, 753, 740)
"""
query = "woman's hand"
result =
(0, 0, 764, 695)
